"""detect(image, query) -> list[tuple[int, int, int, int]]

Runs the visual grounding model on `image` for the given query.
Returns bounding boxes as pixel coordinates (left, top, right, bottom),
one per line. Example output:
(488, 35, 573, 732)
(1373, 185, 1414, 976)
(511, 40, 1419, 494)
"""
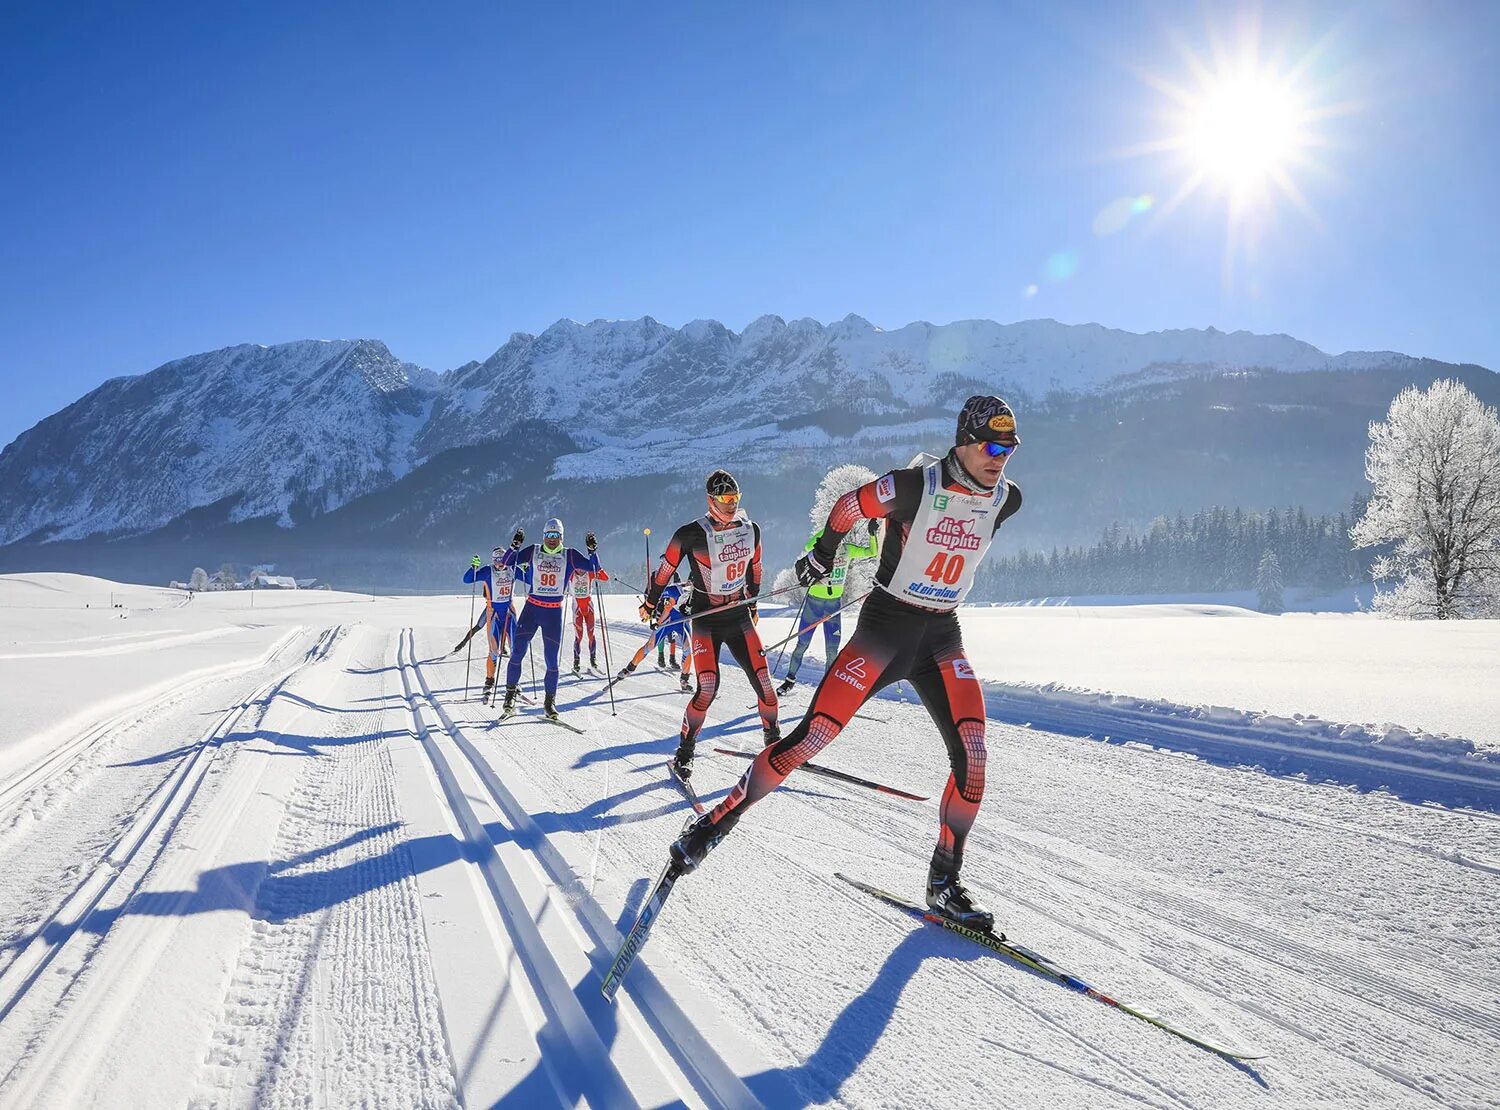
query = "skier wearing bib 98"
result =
(499, 519, 602, 721)
(669, 397, 1023, 928)
(644, 470, 778, 780)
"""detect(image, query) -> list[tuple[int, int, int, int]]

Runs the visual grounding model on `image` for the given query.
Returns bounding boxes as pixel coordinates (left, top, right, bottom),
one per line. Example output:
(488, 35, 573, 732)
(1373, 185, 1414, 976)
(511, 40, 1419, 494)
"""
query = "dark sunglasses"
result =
(981, 440, 1018, 458)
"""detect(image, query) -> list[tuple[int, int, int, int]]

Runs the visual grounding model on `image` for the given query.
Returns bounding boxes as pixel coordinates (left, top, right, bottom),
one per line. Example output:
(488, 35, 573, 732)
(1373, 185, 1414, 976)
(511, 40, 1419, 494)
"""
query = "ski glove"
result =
(471, 555, 481, 569)
(585, 531, 597, 553)
(795, 550, 831, 585)
(511, 529, 525, 550)
(638, 602, 653, 626)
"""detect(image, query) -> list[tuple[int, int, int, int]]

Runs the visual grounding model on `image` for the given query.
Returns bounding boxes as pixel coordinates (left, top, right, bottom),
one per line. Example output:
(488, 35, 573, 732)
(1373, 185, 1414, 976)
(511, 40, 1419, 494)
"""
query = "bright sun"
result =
(1182, 71, 1307, 197)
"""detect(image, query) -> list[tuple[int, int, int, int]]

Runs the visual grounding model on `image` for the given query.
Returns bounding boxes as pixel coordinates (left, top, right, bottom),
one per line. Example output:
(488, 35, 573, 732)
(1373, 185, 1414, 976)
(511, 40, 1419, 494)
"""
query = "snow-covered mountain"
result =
(0, 316, 1464, 547)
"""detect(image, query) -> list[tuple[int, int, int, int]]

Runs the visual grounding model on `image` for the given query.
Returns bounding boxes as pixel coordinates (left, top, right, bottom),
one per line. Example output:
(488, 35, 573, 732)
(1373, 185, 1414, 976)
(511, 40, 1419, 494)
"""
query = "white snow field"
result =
(1, 572, 1497, 1108)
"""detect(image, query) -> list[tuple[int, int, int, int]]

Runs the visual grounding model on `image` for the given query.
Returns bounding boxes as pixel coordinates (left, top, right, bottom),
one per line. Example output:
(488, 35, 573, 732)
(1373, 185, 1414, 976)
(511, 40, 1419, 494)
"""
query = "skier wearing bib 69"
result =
(462, 542, 520, 704)
(643, 470, 778, 780)
(499, 519, 602, 720)
(670, 397, 1023, 928)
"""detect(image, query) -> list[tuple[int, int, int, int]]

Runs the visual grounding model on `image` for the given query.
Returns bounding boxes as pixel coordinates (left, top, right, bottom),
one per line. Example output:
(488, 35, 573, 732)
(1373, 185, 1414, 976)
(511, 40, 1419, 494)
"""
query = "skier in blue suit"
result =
(499, 517, 601, 720)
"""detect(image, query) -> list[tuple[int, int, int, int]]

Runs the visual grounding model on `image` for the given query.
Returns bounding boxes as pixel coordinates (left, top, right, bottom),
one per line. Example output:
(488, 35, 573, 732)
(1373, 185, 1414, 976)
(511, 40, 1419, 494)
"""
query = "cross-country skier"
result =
(669, 396, 1023, 928)
(462, 541, 520, 703)
(499, 519, 602, 720)
(569, 559, 611, 675)
(643, 470, 777, 779)
(777, 519, 881, 695)
(615, 577, 694, 691)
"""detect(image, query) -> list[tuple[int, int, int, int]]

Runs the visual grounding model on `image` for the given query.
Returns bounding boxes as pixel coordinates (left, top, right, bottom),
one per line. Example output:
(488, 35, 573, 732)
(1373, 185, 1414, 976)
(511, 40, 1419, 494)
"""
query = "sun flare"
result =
(1182, 71, 1308, 197)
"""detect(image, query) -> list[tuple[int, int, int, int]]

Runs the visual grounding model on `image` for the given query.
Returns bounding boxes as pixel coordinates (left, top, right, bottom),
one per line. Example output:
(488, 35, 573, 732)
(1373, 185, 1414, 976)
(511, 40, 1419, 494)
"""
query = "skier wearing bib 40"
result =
(462, 542, 521, 703)
(568, 560, 610, 675)
(644, 470, 778, 780)
(777, 519, 880, 695)
(499, 519, 602, 720)
(670, 397, 1023, 928)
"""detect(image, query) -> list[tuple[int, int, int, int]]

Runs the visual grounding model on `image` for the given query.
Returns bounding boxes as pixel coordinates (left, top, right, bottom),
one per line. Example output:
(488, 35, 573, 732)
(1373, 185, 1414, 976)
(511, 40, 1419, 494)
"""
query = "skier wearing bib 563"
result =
(644, 470, 778, 780)
(670, 397, 1023, 928)
(777, 519, 880, 695)
(500, 519, 602, 720)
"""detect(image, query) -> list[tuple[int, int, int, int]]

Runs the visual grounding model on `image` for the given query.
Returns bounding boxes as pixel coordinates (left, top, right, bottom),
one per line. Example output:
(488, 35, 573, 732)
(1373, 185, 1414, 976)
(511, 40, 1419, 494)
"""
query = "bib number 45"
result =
(923, 552, 965, 585)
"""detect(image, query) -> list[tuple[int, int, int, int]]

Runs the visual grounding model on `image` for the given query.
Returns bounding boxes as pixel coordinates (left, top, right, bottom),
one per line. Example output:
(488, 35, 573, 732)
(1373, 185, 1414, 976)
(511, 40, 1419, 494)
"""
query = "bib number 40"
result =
(923, 552, 965, 585)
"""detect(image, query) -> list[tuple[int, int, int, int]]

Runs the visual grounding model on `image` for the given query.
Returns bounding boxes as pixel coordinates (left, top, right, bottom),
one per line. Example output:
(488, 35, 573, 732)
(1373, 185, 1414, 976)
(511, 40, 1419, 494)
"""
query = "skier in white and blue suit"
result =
(499, 517, 602, 720)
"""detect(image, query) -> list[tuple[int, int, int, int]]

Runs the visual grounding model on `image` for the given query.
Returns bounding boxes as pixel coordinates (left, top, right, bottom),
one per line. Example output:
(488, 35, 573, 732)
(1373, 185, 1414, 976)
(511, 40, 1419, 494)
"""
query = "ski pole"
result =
(679, 580, 805, 623)
(773, 591, 809, 678)
(594, 577, 618, 716)
(759, 590, 870, 656)
(452, 609, 488, 655)
(464, 563, 478, 701)
(529, 620, 538, 698)
(643, 527, 651, 583)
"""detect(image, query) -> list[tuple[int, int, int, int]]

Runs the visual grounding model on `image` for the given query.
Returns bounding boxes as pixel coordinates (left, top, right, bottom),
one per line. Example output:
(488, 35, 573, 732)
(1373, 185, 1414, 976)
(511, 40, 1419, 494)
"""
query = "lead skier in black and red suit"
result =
(643, 469, 780, 779)
(668, 396, 1024, 928)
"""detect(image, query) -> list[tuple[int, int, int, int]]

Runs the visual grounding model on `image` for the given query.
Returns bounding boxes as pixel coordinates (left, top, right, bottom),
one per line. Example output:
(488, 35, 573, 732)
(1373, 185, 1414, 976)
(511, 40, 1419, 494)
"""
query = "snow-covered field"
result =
(1, 572, 1496, 1108)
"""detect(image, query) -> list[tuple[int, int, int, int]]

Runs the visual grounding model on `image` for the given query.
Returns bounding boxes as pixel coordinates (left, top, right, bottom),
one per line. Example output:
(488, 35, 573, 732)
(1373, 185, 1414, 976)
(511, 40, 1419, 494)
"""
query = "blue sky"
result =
(2, 1, 1496, 447)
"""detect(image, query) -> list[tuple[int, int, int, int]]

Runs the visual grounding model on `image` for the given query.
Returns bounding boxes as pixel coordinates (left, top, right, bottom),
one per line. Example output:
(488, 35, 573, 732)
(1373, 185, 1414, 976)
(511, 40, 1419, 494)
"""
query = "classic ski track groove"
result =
(399, 633, 756, 1110)
(0, 627, 304, 825)
(0, 625, 341, 1095)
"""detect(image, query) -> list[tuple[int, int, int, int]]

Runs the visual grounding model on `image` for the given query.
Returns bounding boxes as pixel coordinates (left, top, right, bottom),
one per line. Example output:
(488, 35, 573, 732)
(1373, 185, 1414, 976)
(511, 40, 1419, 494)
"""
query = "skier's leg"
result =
(499, 602, 514, 655)
(485, 608, 502, 680)
(584, 600, 597, 656)
(823, 608, 843, 668)
(677, 624, 723, 753)
(907, 643, 987, 876)
(572, 601, 585, 665)
(723, 609, 778, 734)
(540, 606, 563, 699)
(785, 599, 820, 678)
(506, 604, 540, 689)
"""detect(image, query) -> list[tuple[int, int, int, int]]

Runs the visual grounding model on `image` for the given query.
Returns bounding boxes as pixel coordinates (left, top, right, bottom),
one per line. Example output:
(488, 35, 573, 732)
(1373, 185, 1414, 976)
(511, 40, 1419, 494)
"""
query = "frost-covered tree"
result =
(213, 563, 238, 589)
(1255, 549, 1284, 613)
(1351, 380, 1500, 619)
(189, 567, 209, 592)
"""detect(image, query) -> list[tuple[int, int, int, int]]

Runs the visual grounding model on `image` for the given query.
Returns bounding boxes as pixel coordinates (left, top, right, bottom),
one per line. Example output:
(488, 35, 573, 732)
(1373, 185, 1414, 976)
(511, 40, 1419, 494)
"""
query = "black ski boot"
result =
(616, 662, 635, 681)
(679, 671, 692, 693)
(500, 685, 519, 718)
(762, 722, 781, 747)
(925, 869, 995, 931)
(543, 695, 560, 721)
(669, 810, 740, 873)
(590, 651, 598, 671)
(571, 653, 581, 677)
(656, 651, 666, 668)
(775, 675, 797, 697)
(481, 675, 495, 704)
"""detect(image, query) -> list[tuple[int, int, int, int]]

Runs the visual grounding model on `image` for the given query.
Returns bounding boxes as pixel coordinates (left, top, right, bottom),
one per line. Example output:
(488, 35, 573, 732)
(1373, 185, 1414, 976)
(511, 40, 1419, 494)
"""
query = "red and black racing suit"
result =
(706, 457, 1021, 875)
(646, 515, 778, 755)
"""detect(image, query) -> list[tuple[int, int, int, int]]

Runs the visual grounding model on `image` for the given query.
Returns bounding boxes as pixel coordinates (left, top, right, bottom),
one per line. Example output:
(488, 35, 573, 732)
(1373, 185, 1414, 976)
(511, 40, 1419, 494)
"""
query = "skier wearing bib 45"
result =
(569, 559, 611, 675)
(462, 542, 520, 703)
(777, 519, 880, 695)
(670, 397, 1023, 928)
(644, 470, 778, 780)
(499, 519, 602, 720)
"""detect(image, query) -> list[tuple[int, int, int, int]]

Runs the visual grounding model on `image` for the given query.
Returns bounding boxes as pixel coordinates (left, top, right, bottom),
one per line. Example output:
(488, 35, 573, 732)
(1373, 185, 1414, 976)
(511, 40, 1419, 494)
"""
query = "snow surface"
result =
(1, 573, 1496, 1107)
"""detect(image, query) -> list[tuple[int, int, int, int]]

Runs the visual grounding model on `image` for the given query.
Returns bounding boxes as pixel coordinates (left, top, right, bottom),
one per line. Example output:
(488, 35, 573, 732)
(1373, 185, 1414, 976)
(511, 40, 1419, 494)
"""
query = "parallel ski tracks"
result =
(0, 625, 340, 1030)
(0, 627, 305, 825)
(397, 627, 757, 1110)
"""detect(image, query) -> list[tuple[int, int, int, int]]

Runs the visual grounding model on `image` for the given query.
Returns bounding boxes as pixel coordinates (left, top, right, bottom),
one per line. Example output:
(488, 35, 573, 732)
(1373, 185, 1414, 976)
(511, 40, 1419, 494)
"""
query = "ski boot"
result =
(775, 675, 797, 697)
(543, 695, 560, 721)
(670, 809, 739, 873)
(499, 685, 520, 719)
(679, 671, 692, 693)
(481, 675, 495, 704)
(925, 869, 995, 932)
(589, 651, 598, 672)
(615, 662, 635, 682)
(762, 722, 781, 747)
(571, 653, 582, 677)
(668, 653, 679, 672)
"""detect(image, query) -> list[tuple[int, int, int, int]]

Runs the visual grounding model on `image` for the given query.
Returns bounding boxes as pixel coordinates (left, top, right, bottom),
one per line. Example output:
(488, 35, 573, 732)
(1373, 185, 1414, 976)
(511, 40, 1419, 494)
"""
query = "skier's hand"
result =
(511, 530, 524, 550)
(585, 531, 597, 553)
(471, 555, 481, 569)
(868, 519, 880, 537)
(638, 602, 653, 625)
(795, 550, 831, 585)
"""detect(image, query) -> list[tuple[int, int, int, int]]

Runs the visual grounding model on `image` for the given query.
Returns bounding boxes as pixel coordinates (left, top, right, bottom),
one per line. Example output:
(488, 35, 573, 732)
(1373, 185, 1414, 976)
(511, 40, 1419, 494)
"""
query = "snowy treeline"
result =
(1353, 379, 1500, 618)
(977, 500, 1374, 602)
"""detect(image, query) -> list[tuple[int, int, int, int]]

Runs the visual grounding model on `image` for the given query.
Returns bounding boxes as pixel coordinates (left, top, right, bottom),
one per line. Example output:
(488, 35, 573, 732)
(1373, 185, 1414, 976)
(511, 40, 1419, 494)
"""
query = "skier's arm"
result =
(747, 522, 763, 600)
(645, 523, 694, 607)
(802, 528, 823, 554)
(990, 480, 1023, 534)
(810, 470, 919, 569)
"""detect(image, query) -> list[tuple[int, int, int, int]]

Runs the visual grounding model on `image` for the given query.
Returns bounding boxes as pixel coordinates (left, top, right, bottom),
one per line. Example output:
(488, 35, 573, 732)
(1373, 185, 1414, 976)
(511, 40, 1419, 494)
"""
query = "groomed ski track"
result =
(0, 595, 1493, 1107)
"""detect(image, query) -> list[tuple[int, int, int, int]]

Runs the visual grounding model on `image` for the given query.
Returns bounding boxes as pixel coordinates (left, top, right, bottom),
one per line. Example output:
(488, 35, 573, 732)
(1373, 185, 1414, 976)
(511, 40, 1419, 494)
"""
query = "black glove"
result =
(585, 531, 597, 553)
(795, 550, 831, 586)
(868, 519, 881, 537)
(639, 602, 653, 625)
(511, 529, 524, 550)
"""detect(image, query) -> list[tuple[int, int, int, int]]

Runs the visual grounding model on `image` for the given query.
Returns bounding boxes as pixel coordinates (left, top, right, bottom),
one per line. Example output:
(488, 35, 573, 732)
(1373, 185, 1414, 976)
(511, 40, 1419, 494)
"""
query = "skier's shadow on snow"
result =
(740, 929, 1266, 1105)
